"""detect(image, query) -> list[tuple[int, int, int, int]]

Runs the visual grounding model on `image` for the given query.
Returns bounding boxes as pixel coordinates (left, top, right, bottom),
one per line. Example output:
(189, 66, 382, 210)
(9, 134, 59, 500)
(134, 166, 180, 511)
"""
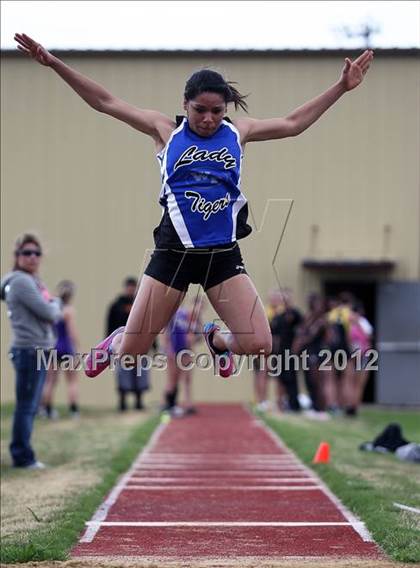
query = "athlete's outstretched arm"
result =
(237, 50, 374, 143)
(14, 33, 174, 144)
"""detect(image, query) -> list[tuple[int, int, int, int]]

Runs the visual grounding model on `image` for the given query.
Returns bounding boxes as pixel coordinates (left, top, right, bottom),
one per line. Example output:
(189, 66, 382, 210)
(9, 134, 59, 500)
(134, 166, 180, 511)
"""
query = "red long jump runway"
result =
(72, 404, 383, 561)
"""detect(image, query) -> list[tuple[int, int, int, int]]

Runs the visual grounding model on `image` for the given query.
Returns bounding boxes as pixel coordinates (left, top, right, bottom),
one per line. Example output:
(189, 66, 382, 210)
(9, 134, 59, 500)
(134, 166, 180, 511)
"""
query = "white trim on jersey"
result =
(223, 120, 247, 242)
(157, 118, 186, 201)
(166, 186, 193, 248)
(157, 118, 194, 247)
(231, 191, 248, 242)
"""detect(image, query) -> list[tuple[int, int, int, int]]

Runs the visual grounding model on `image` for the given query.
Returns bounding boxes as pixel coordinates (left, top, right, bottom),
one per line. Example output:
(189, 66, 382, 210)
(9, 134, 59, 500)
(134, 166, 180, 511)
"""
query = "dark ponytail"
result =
(56, 280, 75, 305)
(184, 69, 248, 113)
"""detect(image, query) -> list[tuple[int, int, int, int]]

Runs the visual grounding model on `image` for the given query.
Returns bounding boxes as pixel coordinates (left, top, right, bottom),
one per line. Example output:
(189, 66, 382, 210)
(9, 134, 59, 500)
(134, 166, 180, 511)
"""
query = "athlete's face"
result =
(184, 92, 227, 137)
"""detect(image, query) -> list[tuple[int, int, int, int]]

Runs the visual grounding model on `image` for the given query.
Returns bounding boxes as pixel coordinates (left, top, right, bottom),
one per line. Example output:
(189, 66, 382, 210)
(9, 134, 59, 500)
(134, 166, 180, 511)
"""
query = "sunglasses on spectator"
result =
(19, 249, 42, 257)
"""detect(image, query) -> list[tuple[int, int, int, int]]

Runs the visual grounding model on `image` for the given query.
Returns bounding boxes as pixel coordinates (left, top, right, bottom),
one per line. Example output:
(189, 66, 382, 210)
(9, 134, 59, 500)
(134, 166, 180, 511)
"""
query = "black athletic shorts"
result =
(144, 243, 248, 292)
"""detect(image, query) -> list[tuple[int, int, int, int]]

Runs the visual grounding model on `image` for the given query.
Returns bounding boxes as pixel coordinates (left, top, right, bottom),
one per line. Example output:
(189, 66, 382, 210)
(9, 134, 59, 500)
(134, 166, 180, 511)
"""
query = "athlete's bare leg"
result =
(205, 274, 272, 355)
(113, 275, 185, 357)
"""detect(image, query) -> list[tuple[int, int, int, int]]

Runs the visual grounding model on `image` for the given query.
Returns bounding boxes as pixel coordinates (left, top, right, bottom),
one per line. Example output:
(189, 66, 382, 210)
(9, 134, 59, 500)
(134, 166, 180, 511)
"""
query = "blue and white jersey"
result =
(154, 117, 252, 249)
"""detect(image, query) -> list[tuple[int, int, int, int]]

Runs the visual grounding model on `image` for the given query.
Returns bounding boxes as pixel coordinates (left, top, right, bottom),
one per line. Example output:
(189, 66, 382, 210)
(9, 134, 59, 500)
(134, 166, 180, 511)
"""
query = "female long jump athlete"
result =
(14, 33, 373, 378)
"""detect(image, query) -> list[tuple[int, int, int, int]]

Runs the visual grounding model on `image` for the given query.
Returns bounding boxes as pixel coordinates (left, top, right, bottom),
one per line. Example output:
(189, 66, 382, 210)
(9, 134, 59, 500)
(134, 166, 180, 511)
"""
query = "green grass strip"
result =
(262, 409, 420, 563)
(0, 414, 160, 564)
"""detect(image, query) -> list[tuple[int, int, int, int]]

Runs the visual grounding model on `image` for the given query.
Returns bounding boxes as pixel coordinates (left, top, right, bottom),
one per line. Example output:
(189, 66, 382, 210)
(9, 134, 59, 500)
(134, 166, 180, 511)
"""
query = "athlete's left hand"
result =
(340, 49, 374, 91)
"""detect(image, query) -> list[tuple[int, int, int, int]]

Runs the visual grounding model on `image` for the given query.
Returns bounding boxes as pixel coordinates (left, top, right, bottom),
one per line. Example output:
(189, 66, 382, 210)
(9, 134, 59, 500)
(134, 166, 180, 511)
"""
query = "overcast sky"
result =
(1, 1, 419, 51)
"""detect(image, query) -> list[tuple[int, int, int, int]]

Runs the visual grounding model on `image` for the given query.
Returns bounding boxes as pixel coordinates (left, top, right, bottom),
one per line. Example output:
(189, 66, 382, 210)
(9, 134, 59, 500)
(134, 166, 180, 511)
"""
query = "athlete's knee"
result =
(118, 346, 151, 359)
(243, 334, 272, 355)
(117, 335, 155, 358)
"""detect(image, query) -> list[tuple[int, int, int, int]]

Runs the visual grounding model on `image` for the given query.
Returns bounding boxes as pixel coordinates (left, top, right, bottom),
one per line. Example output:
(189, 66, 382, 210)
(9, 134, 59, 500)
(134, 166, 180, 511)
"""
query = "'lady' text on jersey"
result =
(174, 146, 236, 171)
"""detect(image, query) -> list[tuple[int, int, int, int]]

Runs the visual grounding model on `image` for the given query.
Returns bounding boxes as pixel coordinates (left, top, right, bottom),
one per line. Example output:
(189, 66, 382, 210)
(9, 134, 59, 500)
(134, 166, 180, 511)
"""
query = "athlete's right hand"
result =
(14, 33, 54, 66)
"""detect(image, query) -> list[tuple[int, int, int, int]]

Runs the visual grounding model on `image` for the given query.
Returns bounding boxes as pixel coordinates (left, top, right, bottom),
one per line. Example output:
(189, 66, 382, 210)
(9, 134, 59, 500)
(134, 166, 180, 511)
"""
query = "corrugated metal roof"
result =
(1, 47, 419, 57)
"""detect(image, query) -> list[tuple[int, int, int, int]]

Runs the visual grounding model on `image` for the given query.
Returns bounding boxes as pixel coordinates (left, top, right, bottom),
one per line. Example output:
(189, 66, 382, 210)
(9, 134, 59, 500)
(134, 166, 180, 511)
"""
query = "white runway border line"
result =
(79, 421, 169, 544)
(126, 477, 318, 483)
(122, 485, 322, 491)
(249, 407, 375, 543)
(79, 407, 374, 546)
(85, 521, 358, 528)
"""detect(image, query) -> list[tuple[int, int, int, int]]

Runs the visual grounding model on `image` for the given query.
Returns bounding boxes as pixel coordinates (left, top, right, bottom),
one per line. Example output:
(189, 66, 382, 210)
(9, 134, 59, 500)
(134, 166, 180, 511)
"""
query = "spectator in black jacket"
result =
(270, 288, 303, 411)
(106, 277, 138, 335)
(106, 277, 149, 411)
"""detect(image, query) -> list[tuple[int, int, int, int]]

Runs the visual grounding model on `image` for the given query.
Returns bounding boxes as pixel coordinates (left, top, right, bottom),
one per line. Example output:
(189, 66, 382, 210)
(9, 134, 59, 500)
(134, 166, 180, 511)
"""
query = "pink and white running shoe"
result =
(203, 322, 235, 378)
(85, 326, 125, 378)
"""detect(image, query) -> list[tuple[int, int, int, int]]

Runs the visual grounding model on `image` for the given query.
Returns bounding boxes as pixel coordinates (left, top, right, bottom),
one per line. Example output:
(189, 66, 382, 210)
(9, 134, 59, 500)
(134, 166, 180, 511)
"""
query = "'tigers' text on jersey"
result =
(185, 191, 230, 220)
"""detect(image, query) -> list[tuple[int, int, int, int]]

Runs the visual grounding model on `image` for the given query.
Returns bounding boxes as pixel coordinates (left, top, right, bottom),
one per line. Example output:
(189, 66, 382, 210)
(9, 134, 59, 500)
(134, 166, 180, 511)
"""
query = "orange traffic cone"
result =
(312, 442, 330, 464)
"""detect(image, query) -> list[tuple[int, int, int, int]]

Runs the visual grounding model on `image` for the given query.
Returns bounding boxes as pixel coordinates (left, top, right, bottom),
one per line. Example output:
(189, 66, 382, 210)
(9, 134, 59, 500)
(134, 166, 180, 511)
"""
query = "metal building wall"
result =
(1, 50, 419, 406)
